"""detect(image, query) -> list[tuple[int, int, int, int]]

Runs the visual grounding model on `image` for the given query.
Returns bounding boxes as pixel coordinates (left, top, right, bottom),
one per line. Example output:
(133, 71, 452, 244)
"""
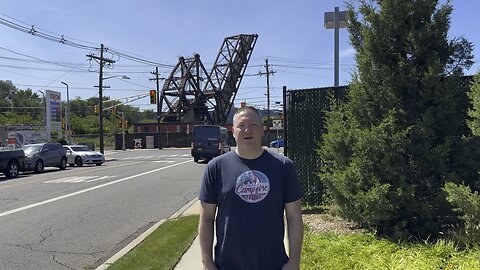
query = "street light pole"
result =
(121, 111, 126, 151)
(39, 90, 46, 140)
(324, 7, 347, 87)
(61, 82, 70, 143)
(93, 74, 130, 153)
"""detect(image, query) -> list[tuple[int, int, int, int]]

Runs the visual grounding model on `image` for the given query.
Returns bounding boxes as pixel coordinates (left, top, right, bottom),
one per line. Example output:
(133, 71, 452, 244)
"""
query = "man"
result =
(198, 106, 304, 270)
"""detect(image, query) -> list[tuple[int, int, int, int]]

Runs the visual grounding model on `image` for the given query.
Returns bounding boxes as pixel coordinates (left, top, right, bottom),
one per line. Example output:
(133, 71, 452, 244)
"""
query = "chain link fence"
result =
(285, 86, 347, 205)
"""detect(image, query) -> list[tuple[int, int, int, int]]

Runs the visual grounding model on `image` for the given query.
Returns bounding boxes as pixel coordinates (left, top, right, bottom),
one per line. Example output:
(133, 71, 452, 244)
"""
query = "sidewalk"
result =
(173, 200, 203, 270)
(96, 198, 199, 270)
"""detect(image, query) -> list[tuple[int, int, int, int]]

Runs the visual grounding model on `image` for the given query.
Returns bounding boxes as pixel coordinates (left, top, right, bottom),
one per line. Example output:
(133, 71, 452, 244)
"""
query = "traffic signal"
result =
(149, 90, 157, 104)
(94, 105, 99, 114)
(112, 106, 117, 116)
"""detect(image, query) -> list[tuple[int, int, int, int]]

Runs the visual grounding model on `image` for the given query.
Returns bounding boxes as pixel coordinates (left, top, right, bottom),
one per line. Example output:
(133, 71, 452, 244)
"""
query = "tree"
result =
(0, 81, 42, 125)
(0, 80, 15, 112)
(320, 0, 475, 239)
(467, 73, 480, 136)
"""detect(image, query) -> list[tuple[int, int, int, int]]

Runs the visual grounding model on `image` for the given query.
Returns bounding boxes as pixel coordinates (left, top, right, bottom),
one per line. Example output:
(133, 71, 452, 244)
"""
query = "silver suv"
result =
(21, 143, 68, 173)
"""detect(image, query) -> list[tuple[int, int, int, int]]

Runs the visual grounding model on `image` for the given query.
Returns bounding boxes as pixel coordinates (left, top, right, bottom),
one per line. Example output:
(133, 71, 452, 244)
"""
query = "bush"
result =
(444, 182, 480, 246)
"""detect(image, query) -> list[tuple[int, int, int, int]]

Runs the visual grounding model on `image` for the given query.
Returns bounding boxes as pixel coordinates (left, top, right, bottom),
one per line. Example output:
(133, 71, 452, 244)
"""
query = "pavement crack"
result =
(95, 221, 157, 267)
(39, 225, 53, 244)
(52, 252, 76, 270)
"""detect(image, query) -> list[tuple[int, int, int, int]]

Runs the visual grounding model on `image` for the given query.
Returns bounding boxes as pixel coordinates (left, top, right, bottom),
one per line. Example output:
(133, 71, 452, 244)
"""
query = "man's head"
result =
(233, 106, 264, 158)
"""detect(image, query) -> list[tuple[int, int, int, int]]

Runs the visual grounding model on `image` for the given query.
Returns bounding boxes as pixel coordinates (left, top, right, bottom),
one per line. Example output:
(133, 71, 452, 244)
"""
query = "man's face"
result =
(233, 109, 264, 149)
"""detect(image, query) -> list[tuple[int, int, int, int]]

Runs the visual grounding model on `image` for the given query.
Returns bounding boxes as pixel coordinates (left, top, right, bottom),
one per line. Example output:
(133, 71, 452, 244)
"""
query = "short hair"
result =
(233, 106, 262, 125)
(234, 105, 261, 117)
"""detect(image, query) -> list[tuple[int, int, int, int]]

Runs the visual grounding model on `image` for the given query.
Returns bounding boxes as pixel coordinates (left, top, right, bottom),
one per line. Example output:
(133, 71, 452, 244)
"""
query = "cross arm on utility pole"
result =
(86, 44, 116, 154)
(255, 58, 276, 145)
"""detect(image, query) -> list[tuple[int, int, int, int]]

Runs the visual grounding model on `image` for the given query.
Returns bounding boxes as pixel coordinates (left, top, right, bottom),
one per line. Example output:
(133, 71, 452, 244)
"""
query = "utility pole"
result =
(257, 58, 276, 145)
(150, 67, 164, 150)
(87, 44, 115, 154)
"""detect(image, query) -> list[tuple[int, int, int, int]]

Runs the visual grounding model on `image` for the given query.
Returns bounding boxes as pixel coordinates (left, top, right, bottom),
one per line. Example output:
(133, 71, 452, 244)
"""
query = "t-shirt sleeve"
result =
(283, 159, 304, 204)
(198, 161, 218, 204)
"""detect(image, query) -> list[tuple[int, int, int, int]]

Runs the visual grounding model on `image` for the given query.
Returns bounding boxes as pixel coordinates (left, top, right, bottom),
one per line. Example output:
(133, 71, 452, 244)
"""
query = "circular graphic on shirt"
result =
(235, 170, 270, 203)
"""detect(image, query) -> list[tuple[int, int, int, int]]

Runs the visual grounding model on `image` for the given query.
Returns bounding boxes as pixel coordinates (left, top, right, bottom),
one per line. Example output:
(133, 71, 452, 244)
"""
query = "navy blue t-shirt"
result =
(199, 150, 303, 270)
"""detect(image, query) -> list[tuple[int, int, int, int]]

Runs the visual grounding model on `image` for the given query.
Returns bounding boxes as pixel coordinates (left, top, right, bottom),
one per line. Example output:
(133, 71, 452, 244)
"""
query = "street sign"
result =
(272, 120, 283, 130)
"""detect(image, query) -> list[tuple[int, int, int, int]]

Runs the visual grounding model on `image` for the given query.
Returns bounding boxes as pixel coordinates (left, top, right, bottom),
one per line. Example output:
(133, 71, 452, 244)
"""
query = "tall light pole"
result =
(324, 7, 347, 87)
(39, 90, 46, 140)
(121, 111, 126, 151)
(61, 82, 70, 143)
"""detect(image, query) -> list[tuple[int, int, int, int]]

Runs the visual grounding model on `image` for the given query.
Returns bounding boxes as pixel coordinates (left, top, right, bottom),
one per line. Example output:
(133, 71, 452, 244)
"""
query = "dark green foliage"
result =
(320, 0, 477, 239)
(0, 80, 43, 125)
(467, 73, 480, 136)
(444, 182, 480, 246)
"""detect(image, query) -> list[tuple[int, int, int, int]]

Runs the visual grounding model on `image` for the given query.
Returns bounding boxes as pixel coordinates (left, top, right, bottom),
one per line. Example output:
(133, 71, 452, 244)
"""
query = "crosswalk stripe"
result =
(44, 175, 117, 184)
(86, 175, 116, 182)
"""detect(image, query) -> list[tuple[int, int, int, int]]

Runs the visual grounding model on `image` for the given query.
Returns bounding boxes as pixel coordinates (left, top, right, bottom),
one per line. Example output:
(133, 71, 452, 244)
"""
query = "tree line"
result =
(0, 80, 157, 134)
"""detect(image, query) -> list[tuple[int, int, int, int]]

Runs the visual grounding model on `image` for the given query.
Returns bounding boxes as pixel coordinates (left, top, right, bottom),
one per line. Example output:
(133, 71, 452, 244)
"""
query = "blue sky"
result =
(1, 0, 479, 111)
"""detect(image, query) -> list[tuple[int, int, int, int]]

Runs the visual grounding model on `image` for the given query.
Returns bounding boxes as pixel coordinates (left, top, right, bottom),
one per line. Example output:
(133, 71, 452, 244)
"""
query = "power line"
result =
(0, 13, 175, 68)
(0, 16, 98, 51)
(0, 46, 92, 72)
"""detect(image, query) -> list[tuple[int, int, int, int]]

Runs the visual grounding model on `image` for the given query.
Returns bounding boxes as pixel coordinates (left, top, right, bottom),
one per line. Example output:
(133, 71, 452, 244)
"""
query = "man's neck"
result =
(235, 147, 264, 160)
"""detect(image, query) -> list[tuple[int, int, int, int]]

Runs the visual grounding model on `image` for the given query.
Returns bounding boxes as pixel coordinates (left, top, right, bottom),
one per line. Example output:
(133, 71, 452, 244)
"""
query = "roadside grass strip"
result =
(301, 229, 480, 270)
(108, 215, 199, 270)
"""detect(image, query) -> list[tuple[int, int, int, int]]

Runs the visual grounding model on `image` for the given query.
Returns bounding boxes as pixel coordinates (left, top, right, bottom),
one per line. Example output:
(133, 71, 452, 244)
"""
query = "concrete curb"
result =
(95, 198, 199, 270)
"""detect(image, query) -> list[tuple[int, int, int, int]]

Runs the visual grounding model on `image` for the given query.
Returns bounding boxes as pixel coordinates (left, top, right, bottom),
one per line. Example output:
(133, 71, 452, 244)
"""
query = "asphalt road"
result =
(0, 148, 205, 270)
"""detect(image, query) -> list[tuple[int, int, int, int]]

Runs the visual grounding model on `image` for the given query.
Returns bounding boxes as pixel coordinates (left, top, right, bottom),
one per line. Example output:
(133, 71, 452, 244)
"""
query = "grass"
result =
(108, 215, 199, 270)
(302, 229, 480, 270)
(107, 214, 480, 270)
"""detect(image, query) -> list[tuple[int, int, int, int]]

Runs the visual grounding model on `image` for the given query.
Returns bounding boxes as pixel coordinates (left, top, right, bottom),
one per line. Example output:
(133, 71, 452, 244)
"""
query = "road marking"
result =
(43, 175, 118, 184)
(119, 155, 191, 160)
(0, 161, 144, 190)
(87, 175, 116, 182)
(0, 160, 192, 218)
(152, 160, 175, 163)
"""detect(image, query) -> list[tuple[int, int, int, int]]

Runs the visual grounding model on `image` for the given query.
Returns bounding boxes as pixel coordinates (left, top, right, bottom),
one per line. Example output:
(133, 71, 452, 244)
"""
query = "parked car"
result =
(191, 125, 231, 162)
(63, 145, 105, 167)
(21, 143, 67, 173)
(269, 139, 284, 148)
(0, 149, 25, 178)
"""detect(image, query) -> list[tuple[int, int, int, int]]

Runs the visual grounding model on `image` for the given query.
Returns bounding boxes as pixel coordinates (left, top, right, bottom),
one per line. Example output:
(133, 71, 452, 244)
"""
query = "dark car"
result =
(269, 139, 284, 148)
(21, 143, 67, 173)
(0, 149, 25, 178)
(191, 125, 231, 162)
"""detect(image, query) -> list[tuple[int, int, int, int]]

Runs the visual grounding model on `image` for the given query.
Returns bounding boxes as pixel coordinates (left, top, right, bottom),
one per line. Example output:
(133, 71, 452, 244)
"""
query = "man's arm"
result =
(283, 199, 303, 270)
(198, 201, 218, 270)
